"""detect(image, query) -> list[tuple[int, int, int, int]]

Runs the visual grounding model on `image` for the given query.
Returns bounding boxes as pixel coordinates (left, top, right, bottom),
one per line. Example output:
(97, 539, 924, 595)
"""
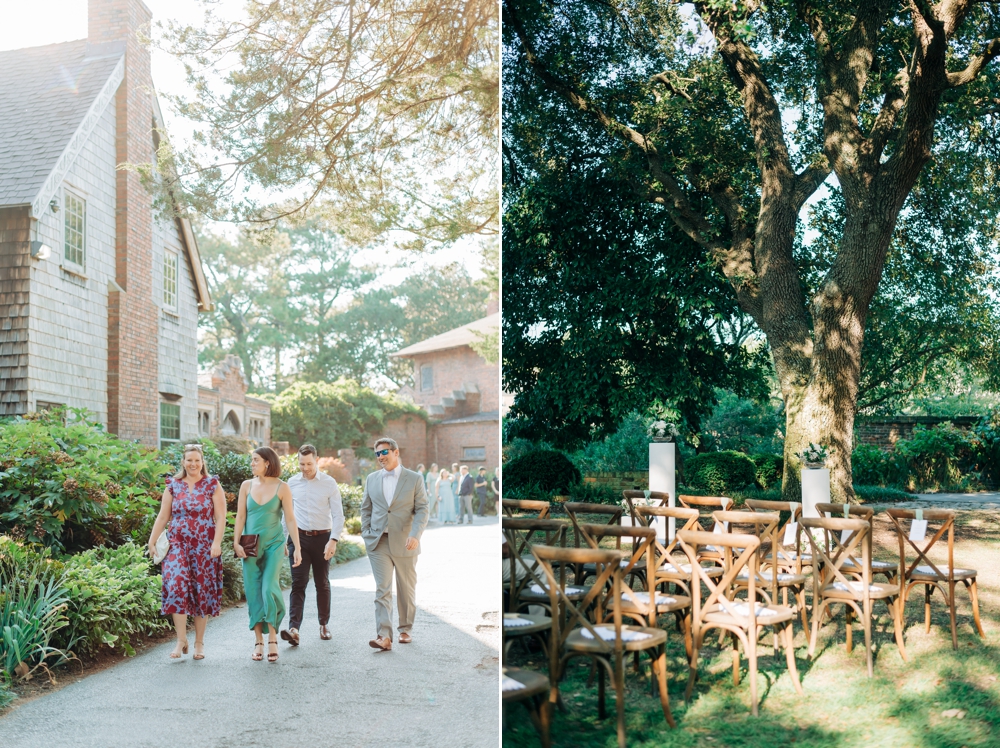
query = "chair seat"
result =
(766, 551, 812, 563)
(657, 560, 724, 578)
(616, 592, 692, 615)
(909, 565, 977, 580)
(581, 559, 648, 573)
(841, 559, 896, 571)
(503, 613, 551, 637)
(520, 584, 591, 603)
(566, 623, 666, 652)
(702, 601, 795, 626)
(822, 581, 897, 599)
(736, 570, 807, 585)
(502, 668, 549, 702)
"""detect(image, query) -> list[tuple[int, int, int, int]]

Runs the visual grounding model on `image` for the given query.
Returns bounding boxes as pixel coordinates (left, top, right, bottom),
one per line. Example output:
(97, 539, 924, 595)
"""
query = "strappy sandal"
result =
(170, 639, 189, 659)
(267, 639, 279, 663)
(193, 641, 205, 660)
(251, 642, 264, 661)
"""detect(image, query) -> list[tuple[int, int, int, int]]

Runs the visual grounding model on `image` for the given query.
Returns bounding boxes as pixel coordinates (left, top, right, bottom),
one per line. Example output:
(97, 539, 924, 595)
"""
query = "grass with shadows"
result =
(503, 508, 1000, 748)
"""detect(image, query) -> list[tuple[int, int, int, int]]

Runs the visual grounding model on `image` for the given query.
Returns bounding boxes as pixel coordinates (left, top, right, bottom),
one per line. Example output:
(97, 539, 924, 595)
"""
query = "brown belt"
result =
(300, 529, 331, 536)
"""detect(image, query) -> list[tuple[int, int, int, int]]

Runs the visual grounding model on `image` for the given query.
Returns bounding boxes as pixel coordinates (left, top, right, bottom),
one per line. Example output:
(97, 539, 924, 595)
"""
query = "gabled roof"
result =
(392, 312, 499, 358)
(0, 39, 124, 212)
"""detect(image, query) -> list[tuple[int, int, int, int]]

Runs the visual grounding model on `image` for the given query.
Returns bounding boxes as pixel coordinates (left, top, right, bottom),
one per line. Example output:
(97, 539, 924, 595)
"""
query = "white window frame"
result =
(160, 402, 181, 448)
(420, 364, 433, 392)
(163, 250, 179, 310)
(62, 189, 86, 271)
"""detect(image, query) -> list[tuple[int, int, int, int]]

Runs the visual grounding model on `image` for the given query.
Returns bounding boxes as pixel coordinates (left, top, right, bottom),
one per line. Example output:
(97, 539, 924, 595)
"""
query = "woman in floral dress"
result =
(148, 445, 227, 660)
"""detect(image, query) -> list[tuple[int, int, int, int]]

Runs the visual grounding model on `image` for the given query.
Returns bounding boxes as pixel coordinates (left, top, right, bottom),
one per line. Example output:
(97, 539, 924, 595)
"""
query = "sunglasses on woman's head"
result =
(184, 444, 203, 451)
(375, 448, 391, 457)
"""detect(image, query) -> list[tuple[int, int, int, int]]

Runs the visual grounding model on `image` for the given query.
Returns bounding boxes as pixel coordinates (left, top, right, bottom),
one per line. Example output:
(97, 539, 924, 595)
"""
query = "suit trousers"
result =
(367, 534, 418, 640)
(287, 533, 331, 629)
(457, 494, 474, 523)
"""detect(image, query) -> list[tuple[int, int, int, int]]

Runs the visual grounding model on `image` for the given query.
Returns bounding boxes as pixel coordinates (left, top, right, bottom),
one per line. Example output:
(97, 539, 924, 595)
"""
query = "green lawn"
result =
(503, 510, 1000, 748)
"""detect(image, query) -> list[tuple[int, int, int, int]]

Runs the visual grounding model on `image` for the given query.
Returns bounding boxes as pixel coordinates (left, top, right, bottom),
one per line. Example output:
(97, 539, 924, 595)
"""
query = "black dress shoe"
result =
(280, 628, 300, 646)
(320, 625, 332, 640)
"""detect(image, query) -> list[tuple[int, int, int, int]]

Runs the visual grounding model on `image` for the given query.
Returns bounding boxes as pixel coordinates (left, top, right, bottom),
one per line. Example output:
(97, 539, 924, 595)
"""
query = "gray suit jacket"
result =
(361, 467, 429, 556)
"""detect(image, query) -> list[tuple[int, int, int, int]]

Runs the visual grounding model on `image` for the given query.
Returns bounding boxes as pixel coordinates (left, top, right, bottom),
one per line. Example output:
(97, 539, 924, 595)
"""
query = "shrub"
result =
(503, 450, 581, 494)
(211, 436, 253, 455)
(566, 482, 622, 505)
(749, 453, 784, 489)
(851, 443, 907, 488)
(571, 413, 650, 473)
(0, 537, 74, 681)
(701, 391, 784, 454)
(683, 451, 757, 494)
(208, 453, 253, 495)
(0, 410, 170, 551)
(158, 439, 223, 473)
(333, 538, 365, 563)
(345, 517, 362, 535)
(973, 407, 1000, 488)
(57, 543, 169, 657)
(895, 423, 979, 492)
(340, 484, 363, 519)
(319, 457, 352, 483)
(503, 438, 553, 464)
(853, 485, 912, 503)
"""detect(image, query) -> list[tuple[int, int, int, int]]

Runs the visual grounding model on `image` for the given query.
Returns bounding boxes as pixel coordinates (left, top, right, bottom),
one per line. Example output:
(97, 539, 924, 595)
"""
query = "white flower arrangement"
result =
(647, 420, 680, 441)
(796, 442, 831, 466)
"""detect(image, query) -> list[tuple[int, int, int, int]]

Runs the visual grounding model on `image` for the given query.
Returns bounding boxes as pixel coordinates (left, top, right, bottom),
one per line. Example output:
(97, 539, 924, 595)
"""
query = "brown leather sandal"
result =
(267, 639, 279, 662)
(251, 642, 264, 661)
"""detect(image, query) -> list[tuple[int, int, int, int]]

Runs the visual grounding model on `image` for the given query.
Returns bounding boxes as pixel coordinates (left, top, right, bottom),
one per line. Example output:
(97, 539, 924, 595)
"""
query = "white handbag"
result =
(152, 530, 170, 564)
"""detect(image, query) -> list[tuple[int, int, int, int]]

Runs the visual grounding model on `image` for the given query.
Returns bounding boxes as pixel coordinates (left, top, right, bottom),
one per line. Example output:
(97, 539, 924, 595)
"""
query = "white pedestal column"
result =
(649, 442, 676, 541)
(801, 468, 830, 518)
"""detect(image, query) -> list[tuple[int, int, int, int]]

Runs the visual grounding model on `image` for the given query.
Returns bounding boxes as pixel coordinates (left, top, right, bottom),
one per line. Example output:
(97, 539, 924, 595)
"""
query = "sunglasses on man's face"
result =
(375, 448, 392, 457)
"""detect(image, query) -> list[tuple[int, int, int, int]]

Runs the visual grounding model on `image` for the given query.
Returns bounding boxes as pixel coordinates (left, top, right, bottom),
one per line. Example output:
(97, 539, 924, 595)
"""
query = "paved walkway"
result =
(872, 492, 1000, 511)
(0, 517, 500, 747)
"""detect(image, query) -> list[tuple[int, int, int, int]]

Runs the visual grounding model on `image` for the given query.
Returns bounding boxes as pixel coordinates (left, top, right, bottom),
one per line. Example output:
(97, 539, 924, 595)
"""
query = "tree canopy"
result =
(504, 0, 1000, 500)
(154, 0, 498, 249)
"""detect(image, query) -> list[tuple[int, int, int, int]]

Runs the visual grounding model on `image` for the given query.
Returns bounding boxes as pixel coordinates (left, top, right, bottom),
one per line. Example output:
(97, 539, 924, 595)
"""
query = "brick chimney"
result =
(89, 0, 160, 445)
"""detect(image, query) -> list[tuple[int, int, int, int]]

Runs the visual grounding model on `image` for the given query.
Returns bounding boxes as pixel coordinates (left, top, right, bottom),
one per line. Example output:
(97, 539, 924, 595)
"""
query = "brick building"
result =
(0, 0, 211, 447)
(389, 309, 500, 473)
(196, 355, 271, 447)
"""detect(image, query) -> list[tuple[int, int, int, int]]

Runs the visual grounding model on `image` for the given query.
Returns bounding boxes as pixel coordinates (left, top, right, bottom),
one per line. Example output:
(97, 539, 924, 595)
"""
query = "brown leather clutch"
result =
(239, 534, 259, 558)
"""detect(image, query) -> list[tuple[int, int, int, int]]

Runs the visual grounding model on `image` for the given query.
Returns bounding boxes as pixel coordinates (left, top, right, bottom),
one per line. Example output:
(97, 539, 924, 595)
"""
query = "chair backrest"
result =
(622, 490, 669, 526)
(502, 498, 551, 520)
(563, 501, 625, 551)
(800, 516, 873, 599)
(713, 510, 780, 601)
(677, 529, 762, 624)
(501, 518, 568, 610)
(532, 544, 627, 656)
(885, 508, 956, 581)
(636, 506, 700, 573)
(746, 499, 803, 564)
(578, 523, 658, 622)
(678, 495, 733, 529)
(815, 503, 874, 521)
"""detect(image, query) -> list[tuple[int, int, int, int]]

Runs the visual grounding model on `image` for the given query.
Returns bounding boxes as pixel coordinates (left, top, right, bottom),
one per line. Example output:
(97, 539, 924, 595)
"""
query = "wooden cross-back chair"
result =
(801, 516, 906, 677)
(635, 505, 722, 599)
(678, 495, 734, 567)
(885, 508, 985, 649)
(502, 666, 551, 748)
(814, 503, 896, 583)
(718, 510, 810, 637)
(531, 544, 675, 747)
(503, 498, 551, 520)
(621, 490, 669, 527)
(563, 502, 626, 585)
(677, 529, 803, 717)
(502, 518, 574, 616)
(745, 499, 809, 574)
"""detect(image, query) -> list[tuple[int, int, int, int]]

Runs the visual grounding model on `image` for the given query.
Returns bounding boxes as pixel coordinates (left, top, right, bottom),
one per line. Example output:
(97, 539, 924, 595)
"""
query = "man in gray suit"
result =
(361, 436, 429, 651)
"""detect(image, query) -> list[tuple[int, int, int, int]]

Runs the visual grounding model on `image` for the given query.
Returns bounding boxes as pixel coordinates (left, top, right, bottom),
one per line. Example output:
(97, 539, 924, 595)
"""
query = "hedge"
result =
(683, 451, 757, 494)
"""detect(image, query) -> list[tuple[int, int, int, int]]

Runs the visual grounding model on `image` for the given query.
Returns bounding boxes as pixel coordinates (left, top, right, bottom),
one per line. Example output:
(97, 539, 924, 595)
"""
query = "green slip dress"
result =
(242, 481, 286, 630)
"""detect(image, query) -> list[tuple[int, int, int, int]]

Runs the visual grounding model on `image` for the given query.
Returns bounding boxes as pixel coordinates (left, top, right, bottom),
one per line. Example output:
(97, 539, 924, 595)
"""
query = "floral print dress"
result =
(161, 475, 223, 617)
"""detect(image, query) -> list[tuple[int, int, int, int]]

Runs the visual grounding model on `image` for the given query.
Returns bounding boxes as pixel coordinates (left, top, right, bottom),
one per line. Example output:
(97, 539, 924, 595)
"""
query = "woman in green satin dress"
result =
(234, 447, 302, 662)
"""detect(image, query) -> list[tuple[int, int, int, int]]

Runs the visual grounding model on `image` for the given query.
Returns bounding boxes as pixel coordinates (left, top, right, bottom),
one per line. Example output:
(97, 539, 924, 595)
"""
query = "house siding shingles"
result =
(27, 98, 118, 420)
(0, 207, 31, 415)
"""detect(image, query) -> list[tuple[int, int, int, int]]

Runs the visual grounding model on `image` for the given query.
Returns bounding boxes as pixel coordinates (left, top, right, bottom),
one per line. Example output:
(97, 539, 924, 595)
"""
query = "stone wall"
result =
(855, 416, 979, 449)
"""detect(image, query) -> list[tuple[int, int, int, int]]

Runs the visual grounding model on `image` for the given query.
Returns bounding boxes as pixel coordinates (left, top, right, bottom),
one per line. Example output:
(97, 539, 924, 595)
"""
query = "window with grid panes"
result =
(163, 251, 178, 308)
(160, 403, 181, 448)
(64, 192, 86, 266)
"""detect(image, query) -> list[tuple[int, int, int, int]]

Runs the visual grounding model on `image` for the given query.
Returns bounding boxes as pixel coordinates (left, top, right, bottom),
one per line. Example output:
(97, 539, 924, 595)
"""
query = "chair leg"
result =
(949, 580, 958, 650)
(686, 632, 702, 703)
(748, 628, 759, 717)
(864, 599, 873, 679)
(845, 607, 853, 654)
(968, 579, 986, 638)
(925, 584, 932, 632)
(653, 647, 676, 728)
(539, 697, 551, 748)
(597, 658, 606, 720)
(784, 623, 804, 695)
(807, 600, 824, 659)
(732, 631, 741, 687)
(798, 587, 809, 633)
(889, 597, 907, 662)
(615, 652, 627, 748)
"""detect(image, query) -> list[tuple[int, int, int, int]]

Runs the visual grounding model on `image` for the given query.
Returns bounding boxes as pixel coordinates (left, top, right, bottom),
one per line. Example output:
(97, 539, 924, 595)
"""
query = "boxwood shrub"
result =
(503, 450, 581, 494)
(683, 451, 757, 494)
(749, 453, 784, 489)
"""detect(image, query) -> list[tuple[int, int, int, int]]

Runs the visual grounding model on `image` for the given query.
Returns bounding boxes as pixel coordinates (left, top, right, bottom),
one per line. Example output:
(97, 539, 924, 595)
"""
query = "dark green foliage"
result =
(566, 482, 622, 506)
(208, 453, 254, 496)
(703, 392, 785, 454)
(750, 454, 784, 489)
(853, 485, 913, 504)
(570, 413, 651, 473)
(268, 379, 425, 452)
(339, 484, 363, 520)
(345, 517, 362, 535)
(683, 451, 757, 495)
(973, 407, 1000, 488)
(851, 443, 908, 489)
(57, 544, 169, 657)
(0, 410, 170, 552)
(503, 450, 581, 494)
(895, 424, 979, 493)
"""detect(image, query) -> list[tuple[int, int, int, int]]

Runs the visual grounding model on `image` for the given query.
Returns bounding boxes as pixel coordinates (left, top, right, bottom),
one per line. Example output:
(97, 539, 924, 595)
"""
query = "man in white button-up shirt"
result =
(279, 444, 344, 646)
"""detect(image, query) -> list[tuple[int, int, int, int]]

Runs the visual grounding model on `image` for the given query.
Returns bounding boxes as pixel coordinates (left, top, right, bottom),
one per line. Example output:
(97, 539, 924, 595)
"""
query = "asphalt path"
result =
(0, 517, 501, 747)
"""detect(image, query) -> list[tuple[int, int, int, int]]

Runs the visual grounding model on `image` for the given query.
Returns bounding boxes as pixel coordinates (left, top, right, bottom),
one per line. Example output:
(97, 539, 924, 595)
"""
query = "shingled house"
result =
(390, 305, 500, 472)
(0, 0, 211, 447)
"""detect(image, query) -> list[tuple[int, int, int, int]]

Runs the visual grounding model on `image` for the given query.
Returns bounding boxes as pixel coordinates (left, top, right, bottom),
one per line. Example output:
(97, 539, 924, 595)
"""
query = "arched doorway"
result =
(221, 409, 241, 436)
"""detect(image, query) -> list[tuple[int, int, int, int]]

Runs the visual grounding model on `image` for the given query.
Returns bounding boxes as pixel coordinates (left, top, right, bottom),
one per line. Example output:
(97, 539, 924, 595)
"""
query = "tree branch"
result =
(947, 37, 1000, 86)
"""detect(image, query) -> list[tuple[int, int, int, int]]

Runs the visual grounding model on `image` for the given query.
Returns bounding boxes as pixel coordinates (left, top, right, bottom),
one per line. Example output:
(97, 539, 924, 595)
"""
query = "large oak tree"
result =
(504, 0, 1000, 500)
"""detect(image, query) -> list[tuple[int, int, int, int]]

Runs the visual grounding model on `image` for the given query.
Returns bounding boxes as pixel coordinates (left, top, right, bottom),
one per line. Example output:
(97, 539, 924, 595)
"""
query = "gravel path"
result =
(872, 491, 1000, 511)
(0, 517, 500, 747)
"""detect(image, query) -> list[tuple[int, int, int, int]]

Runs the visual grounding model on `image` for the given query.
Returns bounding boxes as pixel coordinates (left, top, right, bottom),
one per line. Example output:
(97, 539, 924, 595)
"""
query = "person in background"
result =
(450, 462, 460, 500)
(457, 465, 475, 525)
(426, 462, 439, 518)
(436, 468, 456, 524)
(416, 463, 426, 486)
(280, 443, 344, 646)
(474, 466, 489, 516)
(148, 444, 226, 660)
(492, 466, 500, 501)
